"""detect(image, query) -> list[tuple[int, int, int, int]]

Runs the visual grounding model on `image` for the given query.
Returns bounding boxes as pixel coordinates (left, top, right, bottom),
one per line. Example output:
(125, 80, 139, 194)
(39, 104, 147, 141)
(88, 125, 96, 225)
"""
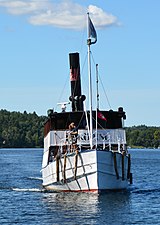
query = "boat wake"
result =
(12, 188, 43, 192)
(132, 187, 160, 195)
(0, 186, 42, 192)
(11, 187, 59, 193)
(28, 177, 42, 181)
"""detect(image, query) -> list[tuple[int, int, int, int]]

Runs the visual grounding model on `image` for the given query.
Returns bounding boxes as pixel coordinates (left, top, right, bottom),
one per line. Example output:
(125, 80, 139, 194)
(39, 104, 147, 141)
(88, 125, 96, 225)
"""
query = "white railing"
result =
(44, 129, 126, 151)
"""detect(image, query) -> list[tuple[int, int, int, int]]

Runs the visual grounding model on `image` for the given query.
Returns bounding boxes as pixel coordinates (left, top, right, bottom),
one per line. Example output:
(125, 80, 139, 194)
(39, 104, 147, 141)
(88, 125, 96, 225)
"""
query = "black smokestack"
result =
(69, 52, 85, 111)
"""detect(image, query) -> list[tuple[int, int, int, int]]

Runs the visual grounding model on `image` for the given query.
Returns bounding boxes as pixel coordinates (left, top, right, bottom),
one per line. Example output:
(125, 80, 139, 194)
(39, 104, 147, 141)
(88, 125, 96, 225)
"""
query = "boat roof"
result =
(44, 109, 126, 135)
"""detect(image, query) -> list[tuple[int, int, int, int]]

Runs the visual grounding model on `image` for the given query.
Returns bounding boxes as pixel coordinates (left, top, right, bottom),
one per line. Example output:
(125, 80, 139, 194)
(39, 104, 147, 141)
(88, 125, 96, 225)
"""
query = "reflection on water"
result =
(42, 192, 99, 224)
(1, 149, 160, 224)
(42, 191, 131, 225)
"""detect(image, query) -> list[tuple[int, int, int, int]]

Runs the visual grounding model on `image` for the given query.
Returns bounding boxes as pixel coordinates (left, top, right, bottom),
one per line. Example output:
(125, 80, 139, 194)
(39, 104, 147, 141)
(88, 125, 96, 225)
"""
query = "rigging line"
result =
(80, 25, 87, 54)
(55, 72, 70, 112)
(79, 52, 89, 108)
(90, 51, 112, 109)
(81, 52, 88, 76)
(99, 76, 112, 109)
(83, 101, 90, 144)
(76, 111, 86, 129)
(92, 116, 107, 131)
(71, 25, 86, 98)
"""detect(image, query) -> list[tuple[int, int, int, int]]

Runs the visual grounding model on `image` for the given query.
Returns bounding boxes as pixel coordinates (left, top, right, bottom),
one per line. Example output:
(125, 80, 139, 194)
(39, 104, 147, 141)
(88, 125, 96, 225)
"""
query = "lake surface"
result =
(0, 148, 160, 224)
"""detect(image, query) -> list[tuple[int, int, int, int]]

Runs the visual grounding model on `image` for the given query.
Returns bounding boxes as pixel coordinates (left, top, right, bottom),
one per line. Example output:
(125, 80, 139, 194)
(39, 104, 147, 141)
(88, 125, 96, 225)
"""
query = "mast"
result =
(87, 16, 93, 148)
(96, 64, 99, 148)
(87, 13, 97, 149)
(96, 64, 99, 109)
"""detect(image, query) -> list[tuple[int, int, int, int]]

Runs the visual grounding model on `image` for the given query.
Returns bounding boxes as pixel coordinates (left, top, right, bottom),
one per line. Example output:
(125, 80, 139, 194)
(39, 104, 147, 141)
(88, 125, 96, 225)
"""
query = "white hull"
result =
(42, 149, 130, 193)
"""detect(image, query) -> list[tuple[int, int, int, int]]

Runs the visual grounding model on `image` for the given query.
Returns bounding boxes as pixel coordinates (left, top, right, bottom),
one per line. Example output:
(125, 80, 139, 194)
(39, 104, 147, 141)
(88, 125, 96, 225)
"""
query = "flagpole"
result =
(96, 63, 99, 148)
(96, 64, 99, 109)
(87, 13, 93, 149)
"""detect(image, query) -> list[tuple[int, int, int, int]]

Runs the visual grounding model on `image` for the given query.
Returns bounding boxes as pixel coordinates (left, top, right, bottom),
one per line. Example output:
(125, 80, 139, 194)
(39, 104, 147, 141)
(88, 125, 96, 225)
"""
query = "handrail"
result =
(49, 129, 127, 154)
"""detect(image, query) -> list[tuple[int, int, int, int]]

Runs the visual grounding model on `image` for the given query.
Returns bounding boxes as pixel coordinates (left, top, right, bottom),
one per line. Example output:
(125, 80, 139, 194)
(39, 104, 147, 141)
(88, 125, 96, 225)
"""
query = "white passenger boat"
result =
(41, 14, 132, 193)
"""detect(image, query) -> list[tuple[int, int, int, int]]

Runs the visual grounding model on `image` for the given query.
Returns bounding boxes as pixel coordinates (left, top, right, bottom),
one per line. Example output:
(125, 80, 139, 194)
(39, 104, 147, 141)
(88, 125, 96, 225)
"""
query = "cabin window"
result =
(48, 146, 58, 164)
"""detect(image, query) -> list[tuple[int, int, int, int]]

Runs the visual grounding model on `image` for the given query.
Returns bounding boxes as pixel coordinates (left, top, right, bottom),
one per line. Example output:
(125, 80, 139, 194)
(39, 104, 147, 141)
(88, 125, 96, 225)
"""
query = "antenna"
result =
(57, 102, 70, 112)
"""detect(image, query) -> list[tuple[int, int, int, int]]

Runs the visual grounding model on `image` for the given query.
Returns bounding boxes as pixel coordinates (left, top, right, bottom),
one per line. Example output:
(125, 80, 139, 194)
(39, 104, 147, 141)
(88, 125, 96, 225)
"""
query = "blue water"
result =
(0, 148, 160, 225)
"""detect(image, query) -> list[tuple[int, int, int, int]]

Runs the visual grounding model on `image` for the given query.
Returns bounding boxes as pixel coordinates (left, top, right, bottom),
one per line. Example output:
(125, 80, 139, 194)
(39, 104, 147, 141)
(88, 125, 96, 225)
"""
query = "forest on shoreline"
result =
(0, 109, 160, 149)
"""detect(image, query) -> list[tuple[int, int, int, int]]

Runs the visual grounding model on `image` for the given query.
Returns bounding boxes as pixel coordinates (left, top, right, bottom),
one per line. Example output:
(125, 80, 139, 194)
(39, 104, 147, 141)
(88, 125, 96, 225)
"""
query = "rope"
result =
(90, 51, 112, 109)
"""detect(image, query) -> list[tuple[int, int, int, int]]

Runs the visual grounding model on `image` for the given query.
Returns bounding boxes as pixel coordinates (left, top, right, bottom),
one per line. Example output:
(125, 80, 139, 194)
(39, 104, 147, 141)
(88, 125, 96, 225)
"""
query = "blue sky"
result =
(0, 0, 160, 127)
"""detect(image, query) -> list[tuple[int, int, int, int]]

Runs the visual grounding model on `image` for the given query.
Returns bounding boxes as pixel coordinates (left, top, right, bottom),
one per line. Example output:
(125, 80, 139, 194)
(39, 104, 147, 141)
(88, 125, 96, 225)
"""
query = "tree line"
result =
(0, 109, 160, 148)
(0, 109, 46, 148)
(126, 125, 160, 149)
